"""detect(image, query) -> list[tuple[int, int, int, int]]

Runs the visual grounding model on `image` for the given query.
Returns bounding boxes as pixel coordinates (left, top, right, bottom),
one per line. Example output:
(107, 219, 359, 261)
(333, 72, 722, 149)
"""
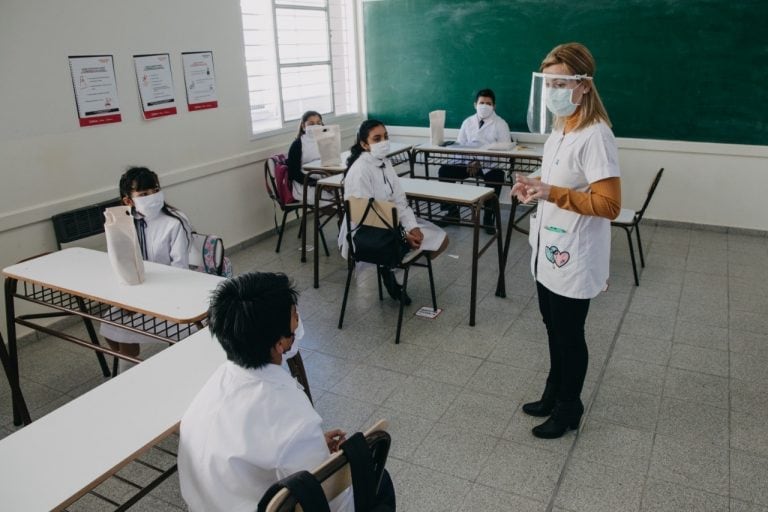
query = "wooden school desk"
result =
(312, 174, 506, 326)
(2, 247, 224, 426)
(0, 327, 224, 511)
(298, 143, 413, 263)
(410, 143, 543, 263)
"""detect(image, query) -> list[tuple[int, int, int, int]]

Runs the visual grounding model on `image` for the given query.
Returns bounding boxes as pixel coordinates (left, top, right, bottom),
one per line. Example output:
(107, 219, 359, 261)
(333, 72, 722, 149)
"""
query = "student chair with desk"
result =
(612, 167, 665, 285)
(338, 197, 438, 344)
(264, 154, 336, 258)
(259, 420, 392, 512)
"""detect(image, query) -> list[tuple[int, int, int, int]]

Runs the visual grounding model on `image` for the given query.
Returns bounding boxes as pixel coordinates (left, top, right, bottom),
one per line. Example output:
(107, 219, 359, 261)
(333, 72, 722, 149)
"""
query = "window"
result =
(241, 0, 359, 136)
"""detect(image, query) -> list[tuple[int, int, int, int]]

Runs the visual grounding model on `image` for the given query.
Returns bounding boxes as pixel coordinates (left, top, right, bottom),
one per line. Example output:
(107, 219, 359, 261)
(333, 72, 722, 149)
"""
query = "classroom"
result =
(1, 0, 767, 510)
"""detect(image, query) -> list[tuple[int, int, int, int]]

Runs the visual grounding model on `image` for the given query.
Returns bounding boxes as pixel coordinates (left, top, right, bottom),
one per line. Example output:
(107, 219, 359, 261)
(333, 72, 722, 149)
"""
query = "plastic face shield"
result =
(526, 72, 592, 134)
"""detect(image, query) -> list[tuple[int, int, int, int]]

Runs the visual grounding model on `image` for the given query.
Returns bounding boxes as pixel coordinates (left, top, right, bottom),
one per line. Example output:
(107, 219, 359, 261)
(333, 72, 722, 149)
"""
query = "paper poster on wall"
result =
(133, 53, 178, 119)
(68, 55, 122, 127)
(181, 51, 218, 111)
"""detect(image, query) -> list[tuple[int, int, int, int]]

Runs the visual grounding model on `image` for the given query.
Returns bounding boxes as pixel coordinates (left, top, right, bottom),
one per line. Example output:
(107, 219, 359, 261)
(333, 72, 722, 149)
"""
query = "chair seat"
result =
(612, 208, 636, 226)
(401, 248, 425, 265)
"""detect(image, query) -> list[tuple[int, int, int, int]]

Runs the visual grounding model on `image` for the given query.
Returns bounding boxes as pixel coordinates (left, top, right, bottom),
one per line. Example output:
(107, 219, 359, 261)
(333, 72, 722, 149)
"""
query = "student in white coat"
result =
(100, 167, 191, 372)
(178, 272, 396, 511)
(286, 110, 333, 204)
(438, 88, 512, 230)
(341, 120, 449, 304)
(512, 43, 621, 439)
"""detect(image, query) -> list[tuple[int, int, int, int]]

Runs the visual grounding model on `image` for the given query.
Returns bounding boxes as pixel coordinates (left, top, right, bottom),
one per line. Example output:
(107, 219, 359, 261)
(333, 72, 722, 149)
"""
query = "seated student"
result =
(341, 120, 449, 305)
(178, 272, 395, 512)
(100, 167, 192, 373)
(286, 110, 333, 204)
(438, 88, 512, 230)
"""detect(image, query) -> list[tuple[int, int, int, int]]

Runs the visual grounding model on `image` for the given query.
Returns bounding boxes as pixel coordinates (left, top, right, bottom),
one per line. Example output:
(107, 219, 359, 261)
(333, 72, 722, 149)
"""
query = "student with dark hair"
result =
(286, 110, 330, 203)
(341, 120, 449, 304)
(438, 88, 513, 231)
(101, 166, 192, 372)
(178, 272, 395, 511)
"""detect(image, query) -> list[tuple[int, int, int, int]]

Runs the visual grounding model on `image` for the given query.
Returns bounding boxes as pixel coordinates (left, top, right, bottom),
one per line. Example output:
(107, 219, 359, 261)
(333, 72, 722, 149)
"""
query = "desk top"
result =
(303, 142, 412, 173)
(2, 248, 224, 323)
(414, 143, 543, 159)
(317, 175, 494, 205)
(0, 327, 226, 511)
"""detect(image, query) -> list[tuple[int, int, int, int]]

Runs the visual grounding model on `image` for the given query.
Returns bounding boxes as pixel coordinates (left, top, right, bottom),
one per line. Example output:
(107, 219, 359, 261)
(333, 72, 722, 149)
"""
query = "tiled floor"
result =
(2, 217, 768, 512)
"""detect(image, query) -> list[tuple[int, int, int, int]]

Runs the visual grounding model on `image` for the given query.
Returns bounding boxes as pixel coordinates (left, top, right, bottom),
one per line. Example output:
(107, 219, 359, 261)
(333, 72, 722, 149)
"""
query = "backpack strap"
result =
(341, 432, 379, 512)
(257, 470, 331, 512)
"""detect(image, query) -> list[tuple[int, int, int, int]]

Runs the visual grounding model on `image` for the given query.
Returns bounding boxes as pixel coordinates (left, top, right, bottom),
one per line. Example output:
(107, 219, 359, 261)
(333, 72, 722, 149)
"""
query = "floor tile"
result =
(730, 451, 768, 507)
(413, 350, 483, 387)
(640, 479, 728, 512)
(656, 397, 729, 446)
(554, 457, 645, 512)
(393, 463, 472, 512)
(411, 422, 499, 480)
(457, 484, 547, 512)
(331, 364, 404, 404)
(382, 376, 461, 420)
(611, 334, 672, 366)
(648, 434, 729, 495)
(572, 418, 654, 473)
(602, 357, 667, 396)
(439, 390, 515, 437)
(663, 367, 729, 408)
(590, 384, 661, 431)
(477, 439, 567, 503)
(731, 410, 768, 459)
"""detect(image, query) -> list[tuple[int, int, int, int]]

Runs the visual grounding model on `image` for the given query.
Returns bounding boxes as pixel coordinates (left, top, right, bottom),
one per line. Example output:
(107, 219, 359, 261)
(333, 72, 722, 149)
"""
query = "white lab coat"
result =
(452, 111, 512, 173)
(529, 121, 620, 299)
(99, 209, 191, 343)
(178, 361, 353, 512)
(292, 134, 329, 203)
(338, 151, 446, 258)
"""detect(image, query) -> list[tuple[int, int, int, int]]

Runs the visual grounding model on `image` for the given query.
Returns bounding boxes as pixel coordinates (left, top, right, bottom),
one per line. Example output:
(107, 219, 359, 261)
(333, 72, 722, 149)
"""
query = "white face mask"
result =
(369, 140, 390, 160)
(132, 190, 165, 219)
(545, 87, 579, 117)
(283, 315, 304, 360)
(476, 103, 493, 120)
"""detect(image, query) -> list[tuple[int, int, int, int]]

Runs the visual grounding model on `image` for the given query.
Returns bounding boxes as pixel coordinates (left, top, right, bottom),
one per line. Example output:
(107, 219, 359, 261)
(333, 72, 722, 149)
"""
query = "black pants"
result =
(536, 281, 591, 403)
(437, 165, 505, 200)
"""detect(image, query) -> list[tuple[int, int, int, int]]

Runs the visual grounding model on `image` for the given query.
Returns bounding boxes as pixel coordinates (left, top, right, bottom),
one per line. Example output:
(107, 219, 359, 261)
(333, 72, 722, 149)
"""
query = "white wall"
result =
(0, 0, 363, 339)
(389, 127, 768, 232)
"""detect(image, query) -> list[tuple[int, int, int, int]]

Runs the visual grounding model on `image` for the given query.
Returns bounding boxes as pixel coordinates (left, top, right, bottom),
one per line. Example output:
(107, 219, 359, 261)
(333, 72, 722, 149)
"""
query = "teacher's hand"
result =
(514, 173, 551, 203)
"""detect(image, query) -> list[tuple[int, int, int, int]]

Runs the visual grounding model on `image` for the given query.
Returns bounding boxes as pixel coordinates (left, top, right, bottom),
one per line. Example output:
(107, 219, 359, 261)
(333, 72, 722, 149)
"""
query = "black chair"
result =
(338, 198, 437, 344)
(611, 167, 665, 285)
(264, 156, 334, 257)
(260, 420, 392, 512)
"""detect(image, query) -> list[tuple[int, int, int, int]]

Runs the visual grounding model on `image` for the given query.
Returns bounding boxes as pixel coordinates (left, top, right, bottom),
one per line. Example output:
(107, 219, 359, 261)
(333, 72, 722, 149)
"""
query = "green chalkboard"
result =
(363, 0, 767, 145)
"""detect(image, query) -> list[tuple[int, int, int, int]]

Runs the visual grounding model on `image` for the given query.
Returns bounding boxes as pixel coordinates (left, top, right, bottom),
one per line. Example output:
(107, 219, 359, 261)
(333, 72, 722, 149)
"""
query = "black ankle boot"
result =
(522, 381, 557, 417)
(532, 399, 584, 439)
(380, 269, 412, 305)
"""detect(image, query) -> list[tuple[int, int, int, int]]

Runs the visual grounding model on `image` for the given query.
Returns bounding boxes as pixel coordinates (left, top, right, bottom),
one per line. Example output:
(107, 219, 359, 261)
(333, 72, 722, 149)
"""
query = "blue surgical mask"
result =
(545, 87, 578, 117)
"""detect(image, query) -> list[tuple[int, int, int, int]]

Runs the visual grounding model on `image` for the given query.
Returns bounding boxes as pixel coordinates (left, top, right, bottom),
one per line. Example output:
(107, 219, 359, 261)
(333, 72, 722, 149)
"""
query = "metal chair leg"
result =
(276, 211, 289, 253)
(396, 267, 410, 344)
(376, 266, 384, 301)
(625, 227, 639, 286)
(635, 223, 646, 268)
(426, 256, 437, 310)
(338, 263, 354, 329)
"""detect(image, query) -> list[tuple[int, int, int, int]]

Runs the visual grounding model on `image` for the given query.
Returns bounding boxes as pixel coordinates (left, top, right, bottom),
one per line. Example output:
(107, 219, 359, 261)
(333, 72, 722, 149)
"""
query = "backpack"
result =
(269, 154, 296, 206)
(189, 232, 233, 277)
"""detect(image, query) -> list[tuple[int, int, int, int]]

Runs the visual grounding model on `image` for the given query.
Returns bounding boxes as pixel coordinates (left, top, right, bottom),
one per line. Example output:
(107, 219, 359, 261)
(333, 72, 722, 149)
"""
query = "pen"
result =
(545, 225, 567, 233)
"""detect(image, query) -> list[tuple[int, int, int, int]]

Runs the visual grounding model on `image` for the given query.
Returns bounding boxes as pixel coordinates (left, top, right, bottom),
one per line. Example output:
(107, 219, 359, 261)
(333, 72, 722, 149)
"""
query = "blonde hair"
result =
(540, 42, 612, 131)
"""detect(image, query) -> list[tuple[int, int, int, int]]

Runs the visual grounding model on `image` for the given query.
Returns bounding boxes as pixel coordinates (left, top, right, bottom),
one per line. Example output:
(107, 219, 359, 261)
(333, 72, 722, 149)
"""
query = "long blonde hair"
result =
(540, 43, 611, 131)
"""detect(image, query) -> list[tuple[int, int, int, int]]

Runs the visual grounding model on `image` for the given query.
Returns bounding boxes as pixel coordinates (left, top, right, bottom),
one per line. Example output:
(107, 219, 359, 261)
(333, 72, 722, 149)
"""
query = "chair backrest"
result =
(264, 154, 296, 208)
(636, 167, 664, 220)
(51, 198, 123, 249)
(346, 197, 397, 229)
(264, 420, 391, 512)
